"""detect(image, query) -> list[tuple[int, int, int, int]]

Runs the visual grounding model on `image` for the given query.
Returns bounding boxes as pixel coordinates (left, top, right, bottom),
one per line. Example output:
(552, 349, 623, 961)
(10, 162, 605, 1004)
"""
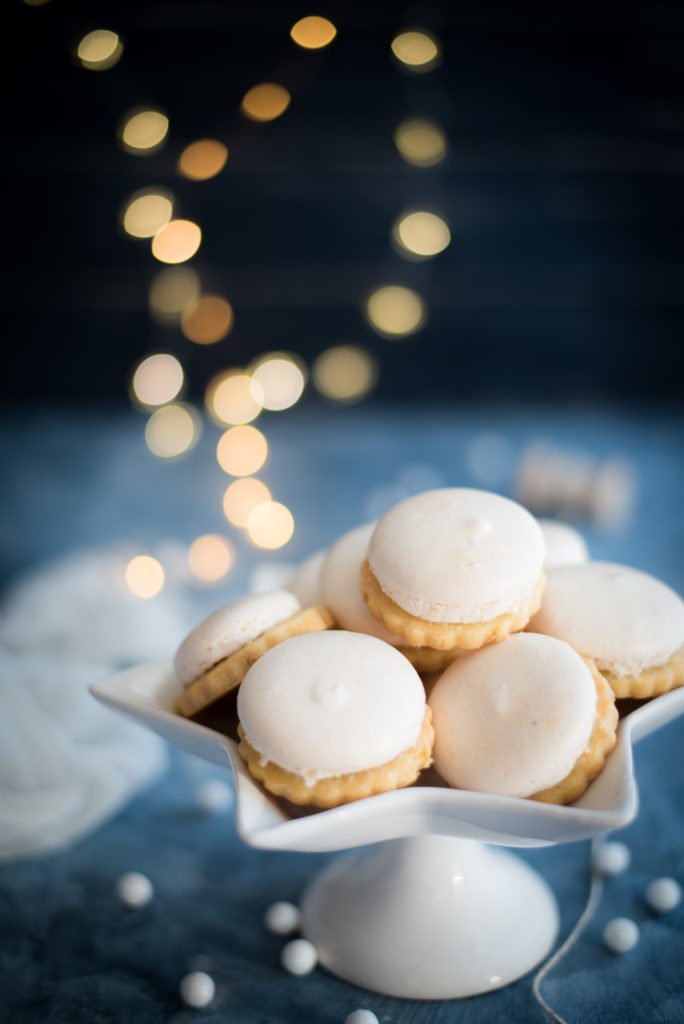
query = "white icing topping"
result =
(237, 631, 426, 781)
(368, 488, 544, 623)
(285, 550, 325, 607)
(428, 632, 597, 797)
(529, 562, 684, 676)
(174, 590, 301, 686)
(321, 523, 405, 645)
(537, 519, 589, 571)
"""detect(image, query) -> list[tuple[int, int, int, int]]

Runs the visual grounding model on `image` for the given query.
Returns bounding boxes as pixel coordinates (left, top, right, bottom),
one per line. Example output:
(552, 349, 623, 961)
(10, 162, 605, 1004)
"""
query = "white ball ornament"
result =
(281, 938, 318, 976)
(645, 877, 682, 914)
(264, 901, 301, 935)
(116, 871, 154, 908)
(345, 1011, 380, 1024)
(592, 841, 631, 876)
(196, 778, 234, 813)
(179, 971, 215, 1008)
(603, 917, 640, 953)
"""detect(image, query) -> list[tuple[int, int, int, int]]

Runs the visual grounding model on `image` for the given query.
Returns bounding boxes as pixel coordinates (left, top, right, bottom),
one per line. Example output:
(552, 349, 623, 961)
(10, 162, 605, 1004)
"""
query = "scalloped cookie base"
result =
(602, 642, 684, 699)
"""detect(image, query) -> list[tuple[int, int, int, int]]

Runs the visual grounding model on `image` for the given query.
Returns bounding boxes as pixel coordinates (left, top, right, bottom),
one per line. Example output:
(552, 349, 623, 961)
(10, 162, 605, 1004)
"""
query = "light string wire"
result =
(532, 838, 604, 1024)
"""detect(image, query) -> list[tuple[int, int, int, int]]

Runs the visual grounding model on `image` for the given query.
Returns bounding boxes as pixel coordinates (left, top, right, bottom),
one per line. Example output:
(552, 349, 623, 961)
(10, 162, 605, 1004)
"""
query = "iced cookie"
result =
(537, 519, 589, 571)
(285, 549, 326, 607)
(428, 632, 617, 804)
(237, 631, 434, 807)
(321, 523, 463, 673)
(530, 562, 684, 699)
(362, 488, 545, 650)
(174, 590, 335, 717)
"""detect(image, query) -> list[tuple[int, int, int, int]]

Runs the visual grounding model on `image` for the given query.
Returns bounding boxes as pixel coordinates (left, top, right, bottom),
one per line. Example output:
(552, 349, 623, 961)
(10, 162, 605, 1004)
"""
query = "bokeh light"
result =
(206, 371, 263, 425)
(393, 210, 451, 258)
(290, 16, 337, 49)
(151, 220, 201, 264)
(188, 534, 235, 582)
(216, 426, 268, 476)
(240, 83, 291, 122)
(122, 190, 173, 238)
(222, 478, 272, 527)
(121, 109, 169, 152)
(247, 501, 294, 550)
(131, 353, 184, 407)
(148, 267, 200, 322)
(249, 353, 306, 411)
(125, 555, 165, 598)
(23, 0, 51, 6)
(391, 30, 440, 70)
(145, 404, 201, 458)
(365, 285, 426, 337)
(393, 119, 447, 167)
(180, 294, 234, 344)
(178, 139, 228, 180)
(312, 346, 378, 403)
(76, 29, 123, 70)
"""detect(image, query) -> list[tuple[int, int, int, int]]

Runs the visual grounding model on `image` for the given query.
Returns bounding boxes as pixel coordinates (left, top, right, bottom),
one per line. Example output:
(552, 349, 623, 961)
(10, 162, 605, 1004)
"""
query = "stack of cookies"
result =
(172, 488, 684, 810)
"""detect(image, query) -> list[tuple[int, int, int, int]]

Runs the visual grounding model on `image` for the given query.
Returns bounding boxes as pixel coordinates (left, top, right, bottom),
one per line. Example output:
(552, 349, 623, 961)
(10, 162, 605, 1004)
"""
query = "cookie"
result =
(537, 518, 589, 571)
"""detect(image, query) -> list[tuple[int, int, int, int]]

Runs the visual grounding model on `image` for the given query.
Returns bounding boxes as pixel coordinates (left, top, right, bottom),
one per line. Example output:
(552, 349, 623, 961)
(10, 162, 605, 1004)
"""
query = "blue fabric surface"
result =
(1, 405, 683, 1022)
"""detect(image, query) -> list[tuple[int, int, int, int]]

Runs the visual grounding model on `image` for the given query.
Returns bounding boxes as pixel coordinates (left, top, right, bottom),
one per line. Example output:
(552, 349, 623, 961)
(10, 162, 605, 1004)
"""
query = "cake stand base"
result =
(300, 834, 559, 999)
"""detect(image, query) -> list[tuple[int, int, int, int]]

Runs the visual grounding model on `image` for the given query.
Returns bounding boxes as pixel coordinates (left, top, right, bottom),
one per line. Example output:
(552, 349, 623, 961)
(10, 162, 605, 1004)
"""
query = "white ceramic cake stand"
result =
(91, 661, 684, 1000)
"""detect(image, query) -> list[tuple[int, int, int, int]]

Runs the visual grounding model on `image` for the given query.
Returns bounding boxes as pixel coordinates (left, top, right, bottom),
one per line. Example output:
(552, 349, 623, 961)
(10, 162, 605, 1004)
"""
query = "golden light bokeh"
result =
(132, 353, 184, 407)
(290, 16, 337, 49)
(178, 138, 228, 181)
(247, 501, 294, 550)
(393, 210, 451, 258)
(125, 555, 165, 598)
(207, 372, 263, 425)
(365, 285, 426, 337)
(145, 404, 201, 458)
(121, 109, 169, 152)
(312, 346, 378, 403)
(393, 118, 447, 167)
(148, 266, 201, 321)
(187, 534, 236, 582)
(391, 30, 440, 69)
(181, 294, 234, 344)
(77, 29, 123, 70)
(151, 219, 201, 264)
(240, 83, 291, 122)
(216, 425, 268, 476)
(222, 478, 272, 527)
(122, 190, 173, 238)
(249, 353, 306, 411)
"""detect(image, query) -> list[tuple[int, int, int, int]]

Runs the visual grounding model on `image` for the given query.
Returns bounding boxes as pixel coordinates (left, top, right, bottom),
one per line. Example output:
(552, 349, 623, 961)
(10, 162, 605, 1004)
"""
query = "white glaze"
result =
(321, 523, 404, 644)
(428, 633, 597, 798)
(286, 550, 325, 607)
(368, 488, 544, 623)
(174, 590, 301, 686)
(237, 631, 426, 781)
(530, 562, 684, 676)
(537, 519, 589, 570)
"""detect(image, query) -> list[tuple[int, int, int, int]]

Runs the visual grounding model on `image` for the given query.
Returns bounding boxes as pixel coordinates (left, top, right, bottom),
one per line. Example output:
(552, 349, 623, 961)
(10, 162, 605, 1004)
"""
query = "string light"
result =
(393, 211, 450, 258)
(151, 220, 201, 264)
(247, 501, 294, 549)
(180, 294, 233, 343)
(131, 353, 184, 407)
(188, 534, 235, 582)
(241, 83, 291, 122)
(125, 556, 165, 598)
(249, 353, 306, 411)
(312, 346, 378, 402)
(120, 109, 169, 152)
(206, 371, 263, 425)
(145, 404, 201, 458)
(216, 426, 268, 476)
(290, 16, 337, 49)
(76, 29, 123, 70)
(365, 285, 426, 337)
(394, 119, 447, 167)
(122, 190, 173, 239)
(390, 30, 440, 70)
(148, 267, 200, 322)
(178, 139, 228, 181)
(223, 478, 271, 527)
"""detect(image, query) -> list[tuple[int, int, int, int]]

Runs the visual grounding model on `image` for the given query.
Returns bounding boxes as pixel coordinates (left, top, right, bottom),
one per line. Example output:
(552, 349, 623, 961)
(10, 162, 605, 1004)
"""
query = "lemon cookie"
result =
(537, 519, 589, 571)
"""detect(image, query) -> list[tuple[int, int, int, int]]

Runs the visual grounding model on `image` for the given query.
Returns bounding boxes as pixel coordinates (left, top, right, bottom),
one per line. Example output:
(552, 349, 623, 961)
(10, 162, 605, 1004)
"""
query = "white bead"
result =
(645, 877, 682, 914)
(345, 1011, 380, 1024)
(179, 971, 215, 1008)
(264, 901, 301, 935)
(116, 871, 154, 908)
(592, 841, 631, 876)
(603, 917, 640, 953)
(196, 778, 234, 813)
(281, 938, 318, 976)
